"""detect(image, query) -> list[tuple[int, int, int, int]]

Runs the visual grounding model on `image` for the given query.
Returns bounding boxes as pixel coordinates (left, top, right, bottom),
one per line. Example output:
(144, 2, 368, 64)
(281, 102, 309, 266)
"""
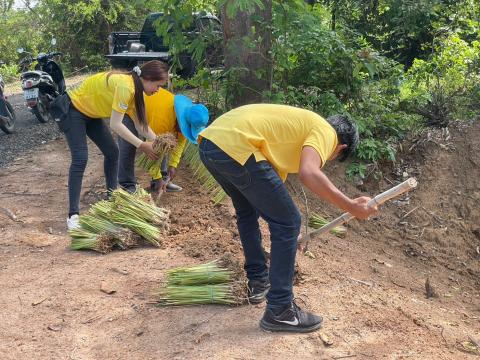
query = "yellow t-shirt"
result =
(68, 72, 135, 119)
(128, 88, 187, 178)
(200, 104, 338, 181)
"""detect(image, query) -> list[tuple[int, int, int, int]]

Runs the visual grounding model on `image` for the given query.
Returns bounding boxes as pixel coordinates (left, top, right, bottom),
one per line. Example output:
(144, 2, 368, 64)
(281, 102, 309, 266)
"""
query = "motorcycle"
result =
(0, 69, 16, 134)
(17, 39, 65, 123)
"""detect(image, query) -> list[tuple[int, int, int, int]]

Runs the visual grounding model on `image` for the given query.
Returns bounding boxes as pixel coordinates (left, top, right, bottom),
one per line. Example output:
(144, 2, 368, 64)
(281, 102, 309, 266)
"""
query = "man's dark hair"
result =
(326, 114, 359, 162)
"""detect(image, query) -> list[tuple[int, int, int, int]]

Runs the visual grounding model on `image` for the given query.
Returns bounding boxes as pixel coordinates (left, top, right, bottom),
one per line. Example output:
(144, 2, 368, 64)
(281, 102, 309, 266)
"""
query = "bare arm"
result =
(298, 146, 377, 219)
(109, 110, 158, 159)
(134, 121, 156, 142)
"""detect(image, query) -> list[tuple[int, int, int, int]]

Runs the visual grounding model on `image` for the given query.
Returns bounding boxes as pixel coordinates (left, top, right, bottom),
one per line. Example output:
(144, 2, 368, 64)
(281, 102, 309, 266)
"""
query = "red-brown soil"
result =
(0, 121, 479, 359)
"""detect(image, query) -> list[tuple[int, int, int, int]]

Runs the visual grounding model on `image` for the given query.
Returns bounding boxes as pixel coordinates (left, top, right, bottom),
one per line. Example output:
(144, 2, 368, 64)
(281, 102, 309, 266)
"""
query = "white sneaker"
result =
(67, 214, 80, 230)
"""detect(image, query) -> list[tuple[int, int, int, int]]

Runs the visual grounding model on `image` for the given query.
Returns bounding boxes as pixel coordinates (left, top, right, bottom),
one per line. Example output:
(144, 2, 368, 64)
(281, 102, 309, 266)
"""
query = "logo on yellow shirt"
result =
(119, 102, 128, 111)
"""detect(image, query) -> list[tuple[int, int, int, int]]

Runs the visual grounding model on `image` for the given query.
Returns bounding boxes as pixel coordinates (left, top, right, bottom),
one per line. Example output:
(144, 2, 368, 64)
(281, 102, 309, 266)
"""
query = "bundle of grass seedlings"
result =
(109, 188, 170, 246)
(69, 214, 139, 253)
(308, 212, 347, 238)
(183, 142, 226, 204)
(136, 133, 177, 175)
(157, 261, 238, 306)
(70, 186, 170, 253)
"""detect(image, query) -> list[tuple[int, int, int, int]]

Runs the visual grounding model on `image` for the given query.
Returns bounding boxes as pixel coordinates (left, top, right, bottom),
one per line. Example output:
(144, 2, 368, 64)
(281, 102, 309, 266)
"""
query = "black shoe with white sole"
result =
(247, 279, 270, 304)
(260, 301, 323, 333)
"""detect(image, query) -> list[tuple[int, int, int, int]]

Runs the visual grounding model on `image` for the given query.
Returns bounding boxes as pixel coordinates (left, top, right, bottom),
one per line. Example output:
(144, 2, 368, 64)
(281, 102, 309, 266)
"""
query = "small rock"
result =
(100, 281, 117, 294)
(110, 267, 129, 276)
(318, 332, 334, 346)
(47, 324, 62, 332)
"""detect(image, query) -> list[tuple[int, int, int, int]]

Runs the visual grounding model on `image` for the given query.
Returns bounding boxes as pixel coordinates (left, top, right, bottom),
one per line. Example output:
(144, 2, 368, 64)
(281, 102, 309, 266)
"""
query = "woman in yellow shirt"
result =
(118, 89, 209, 195)
(57, 60, 168, 229)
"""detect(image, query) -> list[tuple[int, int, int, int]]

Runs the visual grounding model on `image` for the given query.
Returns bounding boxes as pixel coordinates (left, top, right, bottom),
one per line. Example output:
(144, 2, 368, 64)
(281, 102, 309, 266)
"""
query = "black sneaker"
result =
(247, 279, 270, 304)
(260, 301, 323, 333)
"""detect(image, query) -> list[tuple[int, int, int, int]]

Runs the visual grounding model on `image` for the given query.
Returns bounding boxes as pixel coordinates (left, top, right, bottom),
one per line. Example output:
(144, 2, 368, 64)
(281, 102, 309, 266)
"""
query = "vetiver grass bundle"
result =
(69, 227, 114, 254)
(70, 213, 140, 253)
(157, 261, 236, 306)
(111, 188, 170, 227)
(109, 210, 162, 247)
(89, 200, 113, 220)
(308, 212, 347, 238)
(71, 187, 170, 252)
(183, 142, 226, 204)
(166, 261, 232, 286)
(158, 285, 235, 306)
(136, 133, 177, 175)
(79, 214, 139, 249)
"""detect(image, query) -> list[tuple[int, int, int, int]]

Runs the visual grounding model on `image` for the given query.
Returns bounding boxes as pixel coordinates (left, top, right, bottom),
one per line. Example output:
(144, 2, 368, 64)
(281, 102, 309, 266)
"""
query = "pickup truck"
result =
(106, 12, 223, 78)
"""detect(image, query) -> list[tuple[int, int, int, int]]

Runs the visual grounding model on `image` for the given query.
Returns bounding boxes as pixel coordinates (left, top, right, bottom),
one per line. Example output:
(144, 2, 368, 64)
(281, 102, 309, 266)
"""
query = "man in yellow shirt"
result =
(199, 104, 378, 333)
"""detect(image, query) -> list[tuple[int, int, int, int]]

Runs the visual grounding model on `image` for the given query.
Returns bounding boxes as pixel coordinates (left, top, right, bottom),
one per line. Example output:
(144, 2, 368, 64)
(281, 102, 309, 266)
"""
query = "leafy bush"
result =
(0, 63, 20, 84)
(402, 34, 480, 125)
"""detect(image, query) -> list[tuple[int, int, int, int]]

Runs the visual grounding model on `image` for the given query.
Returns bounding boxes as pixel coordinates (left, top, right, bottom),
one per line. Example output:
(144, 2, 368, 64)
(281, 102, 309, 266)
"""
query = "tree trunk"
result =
(221, 0, 273, 109)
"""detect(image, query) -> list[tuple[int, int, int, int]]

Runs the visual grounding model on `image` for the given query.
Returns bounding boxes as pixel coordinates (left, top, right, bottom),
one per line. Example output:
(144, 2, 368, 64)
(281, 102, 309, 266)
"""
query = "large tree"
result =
(221, 0, 273, 108)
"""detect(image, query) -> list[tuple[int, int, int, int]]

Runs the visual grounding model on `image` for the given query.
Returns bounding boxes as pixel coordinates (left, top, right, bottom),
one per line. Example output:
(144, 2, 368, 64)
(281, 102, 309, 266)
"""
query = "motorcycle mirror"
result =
(17, 47, 24, 54)
(51, 38, 57, 46)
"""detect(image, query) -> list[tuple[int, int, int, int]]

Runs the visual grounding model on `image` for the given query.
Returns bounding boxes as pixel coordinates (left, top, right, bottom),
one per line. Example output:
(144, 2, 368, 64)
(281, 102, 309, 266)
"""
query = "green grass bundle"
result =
(72, 187, 169, 251)
(89, 200, 113, 220)
(157, 261, 236, 306)
(166, 261, 232, 286)
(308, 213, 347, 238)
(79, 214, 122, 234)
(110, 209, 162, 247)
(78, 214, 139, 249)
(136, 133, 177, 174)
(183, 142, 226, 204)
(69, 228, 114, 254)
(157, 285, 235, 305)
(132, 185, 153, 203)
(70, 214, 139, 253)
(111, 188, 169, 224)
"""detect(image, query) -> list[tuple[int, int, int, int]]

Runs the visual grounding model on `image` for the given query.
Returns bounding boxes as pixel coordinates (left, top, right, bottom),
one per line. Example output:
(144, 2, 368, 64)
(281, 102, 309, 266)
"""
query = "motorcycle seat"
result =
(22, 70, 51, 78)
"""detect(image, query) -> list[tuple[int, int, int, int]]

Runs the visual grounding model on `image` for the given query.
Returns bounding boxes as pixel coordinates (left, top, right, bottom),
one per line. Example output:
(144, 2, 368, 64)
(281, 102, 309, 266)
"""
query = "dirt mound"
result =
(362, 121, 480, 286)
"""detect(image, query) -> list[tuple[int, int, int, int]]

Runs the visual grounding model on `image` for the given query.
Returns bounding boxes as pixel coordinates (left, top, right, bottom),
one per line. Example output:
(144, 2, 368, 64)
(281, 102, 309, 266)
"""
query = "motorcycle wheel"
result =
(0, 101, 16, 134)
(32, 100, 51, 123)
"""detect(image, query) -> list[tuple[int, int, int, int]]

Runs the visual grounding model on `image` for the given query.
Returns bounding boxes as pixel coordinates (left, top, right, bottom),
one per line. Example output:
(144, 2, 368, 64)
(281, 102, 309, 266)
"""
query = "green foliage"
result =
(402, 33, 480, 125)
(346, 163, 367, 181)
(0, 0, 477, 182)
(319, 0, 480, 68)
(219, 0, 265, 17)
(0, 8, 46, 66)
(266, 85, 345, 117)
(0, 63, 19, 83)
(37, 0, 151, 70)
(148, 0, 219, 72)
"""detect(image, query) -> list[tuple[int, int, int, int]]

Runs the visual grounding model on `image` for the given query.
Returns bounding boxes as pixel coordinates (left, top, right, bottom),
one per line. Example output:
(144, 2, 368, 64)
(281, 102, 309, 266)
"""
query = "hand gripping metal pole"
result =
(298, 178, 418, 248)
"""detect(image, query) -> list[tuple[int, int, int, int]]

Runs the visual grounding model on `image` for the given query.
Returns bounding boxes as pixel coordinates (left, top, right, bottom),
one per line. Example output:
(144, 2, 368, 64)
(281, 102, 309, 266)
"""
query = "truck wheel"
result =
(0, 101, 16, 134)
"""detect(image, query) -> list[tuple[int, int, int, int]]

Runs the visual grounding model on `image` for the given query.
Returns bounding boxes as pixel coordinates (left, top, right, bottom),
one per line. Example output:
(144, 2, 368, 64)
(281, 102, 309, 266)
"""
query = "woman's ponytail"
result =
(108, 60, 169, 132)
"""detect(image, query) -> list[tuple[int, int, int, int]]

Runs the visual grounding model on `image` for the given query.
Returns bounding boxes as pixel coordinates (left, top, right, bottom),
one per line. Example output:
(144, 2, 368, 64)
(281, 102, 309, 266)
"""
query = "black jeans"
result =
(199, 139, 301, 308)
(64, 106, 119, 216)
(118, 116, 168, 192)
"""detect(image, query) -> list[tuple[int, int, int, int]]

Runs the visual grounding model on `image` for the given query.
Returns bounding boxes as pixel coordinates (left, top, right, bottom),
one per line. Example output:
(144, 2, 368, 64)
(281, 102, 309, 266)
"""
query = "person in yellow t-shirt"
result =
(54, 60, 168, 230)
(118, 89, 207, 194)
(198, 104, 378, 333)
